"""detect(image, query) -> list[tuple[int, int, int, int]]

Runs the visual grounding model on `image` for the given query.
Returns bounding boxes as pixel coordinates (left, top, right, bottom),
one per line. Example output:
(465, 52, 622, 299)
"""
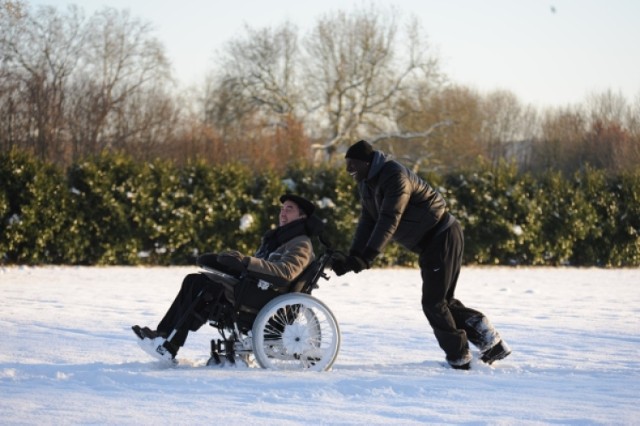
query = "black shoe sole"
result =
(450, 362, 471, 370)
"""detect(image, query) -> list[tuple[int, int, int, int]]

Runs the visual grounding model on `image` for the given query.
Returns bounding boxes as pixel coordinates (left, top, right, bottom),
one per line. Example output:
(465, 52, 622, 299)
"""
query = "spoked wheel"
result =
(252, 293, 340, 371)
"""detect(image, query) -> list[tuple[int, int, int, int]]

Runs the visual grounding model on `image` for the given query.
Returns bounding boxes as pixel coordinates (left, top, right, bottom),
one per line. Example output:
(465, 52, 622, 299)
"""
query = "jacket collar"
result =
(365, 150, 387, 181)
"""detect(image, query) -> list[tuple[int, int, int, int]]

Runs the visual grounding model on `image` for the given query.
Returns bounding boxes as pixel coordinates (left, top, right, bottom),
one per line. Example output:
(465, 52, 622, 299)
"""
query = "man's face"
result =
(279, 200, 304, 226)
(346, 158, 370, 182)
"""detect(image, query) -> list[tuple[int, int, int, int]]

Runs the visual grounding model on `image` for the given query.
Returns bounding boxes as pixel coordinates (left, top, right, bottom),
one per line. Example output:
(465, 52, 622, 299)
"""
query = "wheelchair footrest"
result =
(206, 352, 222, 366)
(209, 338, 237, 366)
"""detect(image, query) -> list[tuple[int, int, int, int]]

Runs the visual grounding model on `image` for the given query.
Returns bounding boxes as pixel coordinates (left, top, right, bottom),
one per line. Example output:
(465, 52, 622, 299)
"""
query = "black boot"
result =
(132, 325, 166, 340)
(481, 340, 511, 364)
(447, 349, 472, 370)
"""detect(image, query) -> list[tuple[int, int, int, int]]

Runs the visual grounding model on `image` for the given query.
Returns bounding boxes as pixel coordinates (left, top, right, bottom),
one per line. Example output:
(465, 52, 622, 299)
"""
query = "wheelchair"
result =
(192, 239, 340, 371)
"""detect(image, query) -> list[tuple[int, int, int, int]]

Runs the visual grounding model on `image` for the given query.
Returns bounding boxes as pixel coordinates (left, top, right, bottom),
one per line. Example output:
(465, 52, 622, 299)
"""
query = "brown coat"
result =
(245, 234, 315, 284)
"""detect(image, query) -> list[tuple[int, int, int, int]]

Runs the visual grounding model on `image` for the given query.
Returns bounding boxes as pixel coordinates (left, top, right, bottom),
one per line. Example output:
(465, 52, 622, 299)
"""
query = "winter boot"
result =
(132, 325, 146, 340)
(465, 315, 501, 350)
(480, 340, 511, 365)
(447, 349, 473, 370)
(142, 327, 167, 339)
(132, 325, 166, 340)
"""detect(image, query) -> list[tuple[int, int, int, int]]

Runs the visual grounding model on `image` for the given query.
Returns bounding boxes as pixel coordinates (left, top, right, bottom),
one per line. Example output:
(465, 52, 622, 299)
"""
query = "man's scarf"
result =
(253, 218, 309, 259)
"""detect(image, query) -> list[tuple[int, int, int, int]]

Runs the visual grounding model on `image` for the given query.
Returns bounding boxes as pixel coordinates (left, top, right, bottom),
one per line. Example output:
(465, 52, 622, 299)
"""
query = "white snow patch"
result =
(0, 266, 639, 424)
(239, 213, 255, 232)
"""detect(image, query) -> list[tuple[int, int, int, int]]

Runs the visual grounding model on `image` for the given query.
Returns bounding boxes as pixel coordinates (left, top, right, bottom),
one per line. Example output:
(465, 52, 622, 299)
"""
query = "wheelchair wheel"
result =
(252, 293, 340, 371)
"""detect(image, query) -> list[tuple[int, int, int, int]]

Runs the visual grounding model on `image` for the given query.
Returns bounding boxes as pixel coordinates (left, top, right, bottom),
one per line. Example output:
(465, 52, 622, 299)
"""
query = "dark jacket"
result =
(350, 151, 453, 260)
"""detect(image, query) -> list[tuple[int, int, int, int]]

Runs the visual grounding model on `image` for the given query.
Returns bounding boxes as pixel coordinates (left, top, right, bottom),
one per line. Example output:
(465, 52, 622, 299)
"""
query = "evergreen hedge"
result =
(1, 150, 638, 266)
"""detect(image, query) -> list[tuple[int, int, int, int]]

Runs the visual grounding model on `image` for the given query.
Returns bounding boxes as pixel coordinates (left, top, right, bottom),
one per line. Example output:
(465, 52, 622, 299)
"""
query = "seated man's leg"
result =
(156, 273, 224, 352)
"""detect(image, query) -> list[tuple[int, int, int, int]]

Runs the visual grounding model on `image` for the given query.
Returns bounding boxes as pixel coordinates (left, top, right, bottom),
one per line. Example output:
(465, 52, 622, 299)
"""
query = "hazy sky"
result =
(27, 0, 640, 109)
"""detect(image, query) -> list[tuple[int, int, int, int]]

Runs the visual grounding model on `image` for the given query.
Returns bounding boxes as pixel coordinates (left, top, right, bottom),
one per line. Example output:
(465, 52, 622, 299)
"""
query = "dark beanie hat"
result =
(279, 194, 315, 217)
(345, 140, 374, 162)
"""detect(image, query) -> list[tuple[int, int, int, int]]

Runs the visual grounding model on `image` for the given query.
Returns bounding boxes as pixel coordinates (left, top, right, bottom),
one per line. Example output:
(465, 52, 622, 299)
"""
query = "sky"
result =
(1, 265, 639, 423)
(25, 0, 640, 109)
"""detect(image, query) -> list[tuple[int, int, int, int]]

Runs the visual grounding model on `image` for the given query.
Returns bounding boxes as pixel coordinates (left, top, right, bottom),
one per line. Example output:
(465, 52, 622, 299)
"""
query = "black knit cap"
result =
(345, 140, 374, 162)
(280, 194, 315, 217)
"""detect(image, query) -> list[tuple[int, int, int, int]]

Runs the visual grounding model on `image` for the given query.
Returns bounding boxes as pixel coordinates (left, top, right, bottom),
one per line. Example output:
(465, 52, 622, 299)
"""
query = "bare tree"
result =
(530, 91, 640, 174)
(391, 85, 483, 172)
(108, 86, 181, 161)
(205, 22, 300, 127)
(303, 6, 442, 160)
(0, 1, 85, 162)
(204, 5, 443, 164)
(1, 2, 174, 165)
(0, 1, 26, 153)
(533, 106, 586, 174)
(201, 21, 305, 166)
(585, 90, 628, 126)
(627, 93, 640, 164)
(478, 90, 539, 167)
(67, 7, 171, 159)
(581, 91, 639, 172)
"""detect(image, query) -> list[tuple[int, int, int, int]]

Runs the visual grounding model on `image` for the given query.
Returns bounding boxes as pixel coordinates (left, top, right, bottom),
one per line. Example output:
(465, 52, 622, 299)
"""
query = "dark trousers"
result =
(157, 273, 224, 349)
(419, 220, 493, 361)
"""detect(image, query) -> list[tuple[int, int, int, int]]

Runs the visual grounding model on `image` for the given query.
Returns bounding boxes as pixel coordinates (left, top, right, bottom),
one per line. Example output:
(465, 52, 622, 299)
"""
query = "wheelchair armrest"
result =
(199, 266, 241, 291)
(245, 270, 291, 292)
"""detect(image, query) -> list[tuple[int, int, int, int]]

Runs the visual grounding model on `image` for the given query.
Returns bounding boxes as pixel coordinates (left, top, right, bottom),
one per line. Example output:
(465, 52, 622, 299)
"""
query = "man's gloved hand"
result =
(196, 252, 218, 268)
(331, 252, 369, 276)
(216, 251, 248, 274)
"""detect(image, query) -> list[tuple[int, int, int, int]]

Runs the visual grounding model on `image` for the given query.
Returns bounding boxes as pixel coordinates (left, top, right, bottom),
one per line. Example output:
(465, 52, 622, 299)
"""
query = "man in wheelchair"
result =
(132, 194, 321, 364)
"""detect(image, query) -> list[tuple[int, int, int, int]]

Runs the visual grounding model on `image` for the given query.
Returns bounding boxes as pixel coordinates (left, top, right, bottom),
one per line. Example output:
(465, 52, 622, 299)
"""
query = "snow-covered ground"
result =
(1, 265, 638, 425)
